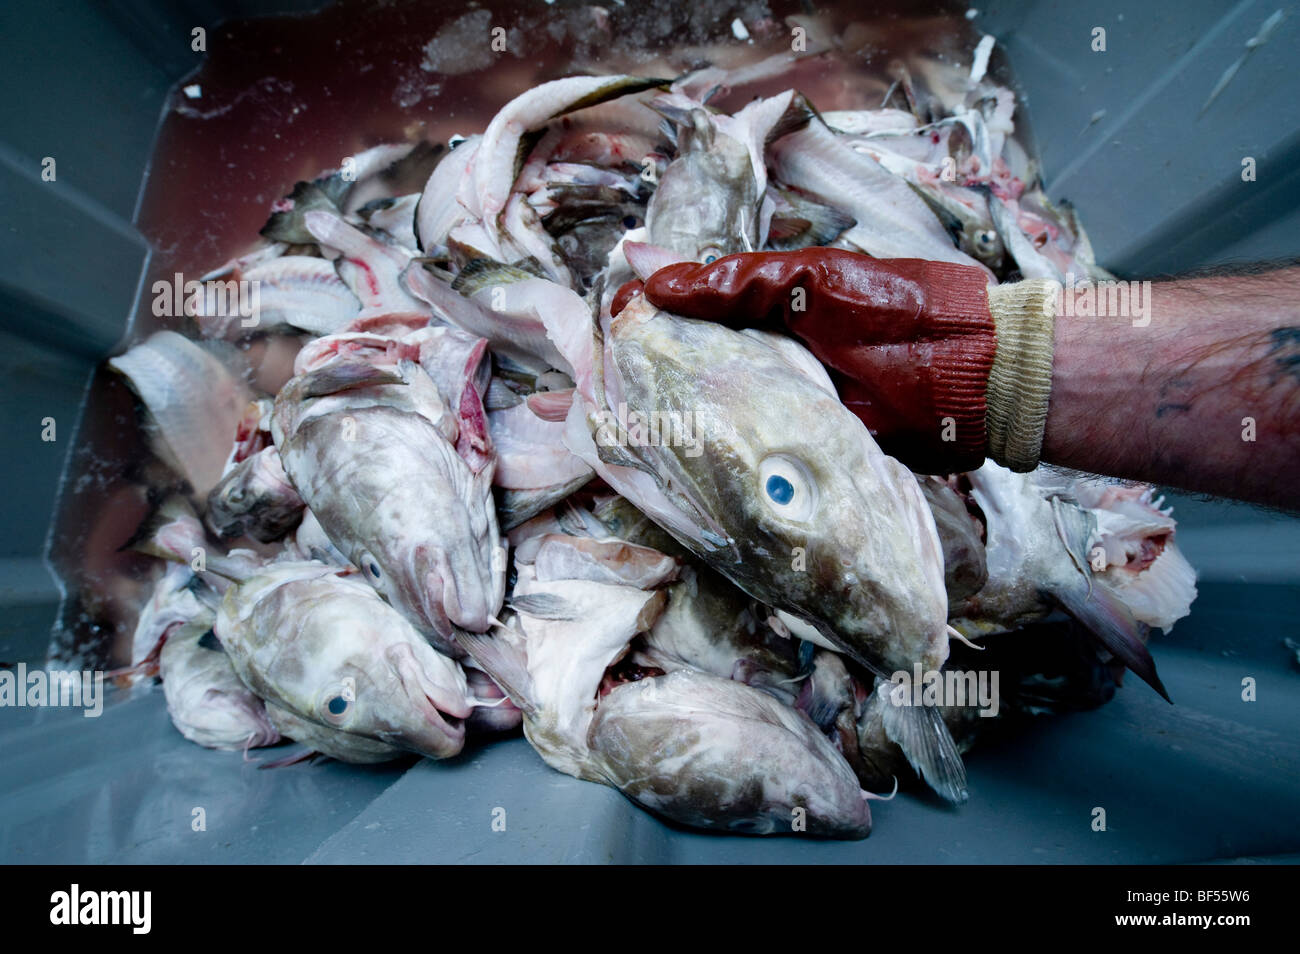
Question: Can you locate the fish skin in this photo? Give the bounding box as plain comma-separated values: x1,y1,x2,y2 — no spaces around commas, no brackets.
470,75,667,222
416,135,480,256
192,255,363,340
540,296,965,801
633,562,804,706
304,211,429,320
954,461,1170,702
458,538,871,837
915,474,989,610
129,563,220,678
589,670,873,839
402,261,573,375
108,331,253,499
205,445,305,542
271,344,504,652
645,106,759,263
600,300,951,679
769,115,991,274
160,620,281,751
217,562,472,763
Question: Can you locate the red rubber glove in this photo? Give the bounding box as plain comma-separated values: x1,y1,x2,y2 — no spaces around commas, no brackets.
634,249,999,473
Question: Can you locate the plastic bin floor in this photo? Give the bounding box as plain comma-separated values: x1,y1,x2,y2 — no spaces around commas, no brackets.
4,586,1298,863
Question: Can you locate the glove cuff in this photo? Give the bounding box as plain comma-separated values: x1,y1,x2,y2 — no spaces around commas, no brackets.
916,261,999,468
985,279,1060,471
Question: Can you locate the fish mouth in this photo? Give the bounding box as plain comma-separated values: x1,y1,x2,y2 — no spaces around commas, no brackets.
388,643,470,758
417,546,493,634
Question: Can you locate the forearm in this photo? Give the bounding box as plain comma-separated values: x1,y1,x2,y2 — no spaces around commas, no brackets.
1041,265,1300,509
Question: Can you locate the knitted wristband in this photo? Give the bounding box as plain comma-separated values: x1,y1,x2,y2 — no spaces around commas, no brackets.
985,278,1061,471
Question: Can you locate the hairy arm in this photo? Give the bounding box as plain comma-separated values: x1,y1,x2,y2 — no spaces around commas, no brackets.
1042,263,1300,509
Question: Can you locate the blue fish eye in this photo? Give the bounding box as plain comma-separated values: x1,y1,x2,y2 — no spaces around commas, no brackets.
327,695,349,716
622,215,639,229
703,254,718,264
766,474,795,505
367,561,381,578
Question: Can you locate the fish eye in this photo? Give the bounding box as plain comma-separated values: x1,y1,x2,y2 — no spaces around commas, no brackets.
758,455,816,522
622,214,641,229
320,679,357,725
700,245,724,264
976,229,998,250
359,551,383,582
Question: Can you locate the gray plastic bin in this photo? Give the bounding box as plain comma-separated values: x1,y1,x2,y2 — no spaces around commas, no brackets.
2,0,1298,863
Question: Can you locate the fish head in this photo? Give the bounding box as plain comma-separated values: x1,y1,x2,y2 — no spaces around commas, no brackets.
223,570,471,759
646,110,758,264
288,402,504,645
205,447,303,542
286,579,471,758
608,304,950,676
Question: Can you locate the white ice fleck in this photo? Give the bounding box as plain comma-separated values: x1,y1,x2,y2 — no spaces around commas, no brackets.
731,18,750,41
183,84,202,99
965,8,979,19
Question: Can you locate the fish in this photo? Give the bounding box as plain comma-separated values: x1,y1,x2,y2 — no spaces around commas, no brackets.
588,670,876,838
488,399,593,527
644,102,761,263
271,332,505,653
261,140,445,244
458,535,874,837
126,562,221,680
191,255,363,340
416,135,481,256
159,620,282,751
767,109,991,273
632,561,805,706
539,294,967,801
952,461,1171,702
108,331,253,498
402,259,573,375
466,75,667,223
1028,473,1197,632
205,446,305,542
217,561,473,763
915,474,989,609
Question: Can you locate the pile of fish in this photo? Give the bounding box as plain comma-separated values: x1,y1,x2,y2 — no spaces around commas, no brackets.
109,42,1197,839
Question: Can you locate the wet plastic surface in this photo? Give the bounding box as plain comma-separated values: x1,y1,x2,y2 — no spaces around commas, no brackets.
2,0,1298,863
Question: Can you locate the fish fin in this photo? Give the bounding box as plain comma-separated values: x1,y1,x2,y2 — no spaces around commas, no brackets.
506,592,576,620
256,747,322,770
297,358,407,398
766,215,813,243
525,388,575,422
450,257,541,296
494,472,593,530
765,92,818,145
624,240,689,280
453,630,538,717
879,693,969,804
260,181,341,244
1054,584,1172,704
485,377,524,411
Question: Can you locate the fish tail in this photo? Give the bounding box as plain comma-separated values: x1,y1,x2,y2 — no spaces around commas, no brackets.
1054,584,1172,704
879,689,969,803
